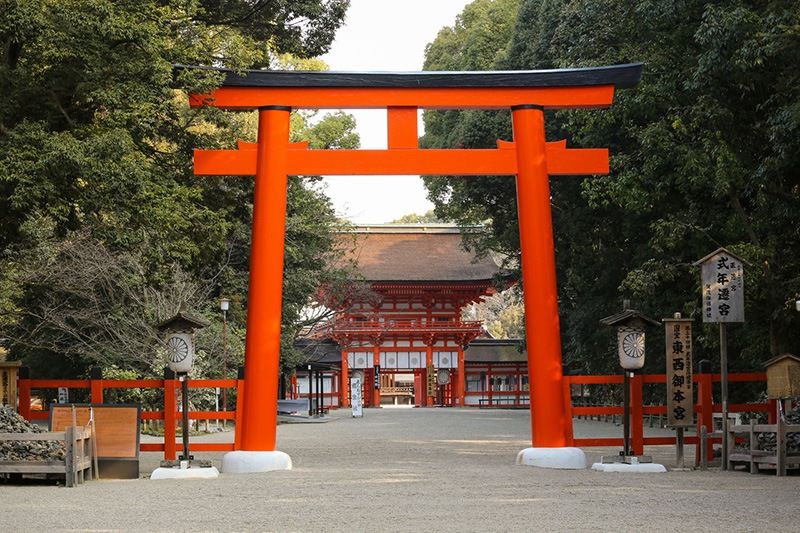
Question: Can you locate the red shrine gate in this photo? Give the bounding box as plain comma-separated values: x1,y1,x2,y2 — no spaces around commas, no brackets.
324,225,503,409
182,63,643,468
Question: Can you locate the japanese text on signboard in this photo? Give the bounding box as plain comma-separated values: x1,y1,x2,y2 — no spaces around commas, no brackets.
426,364,436,397
665,319,693,427
701,252,744,323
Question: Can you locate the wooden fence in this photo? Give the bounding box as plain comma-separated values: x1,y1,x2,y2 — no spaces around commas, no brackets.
18,376,243,461
564,372,773,462
16,371,771,464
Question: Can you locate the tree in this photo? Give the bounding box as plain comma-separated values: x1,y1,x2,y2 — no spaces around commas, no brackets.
422,0,800,373
464,289,525,339
8,222,211,373
421,0,521,262
0,1,355,376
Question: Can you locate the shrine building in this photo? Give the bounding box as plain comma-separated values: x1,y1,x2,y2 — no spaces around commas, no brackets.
295,224,530,409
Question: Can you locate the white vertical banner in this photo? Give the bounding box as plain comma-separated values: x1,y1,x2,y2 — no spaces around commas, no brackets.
350,377,363,418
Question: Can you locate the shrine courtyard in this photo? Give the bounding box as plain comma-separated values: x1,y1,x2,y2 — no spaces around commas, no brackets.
2,408,797,532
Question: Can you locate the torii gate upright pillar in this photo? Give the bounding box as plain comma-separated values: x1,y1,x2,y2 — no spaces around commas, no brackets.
512,105,569,449
222,106,293,473
511,104,586,468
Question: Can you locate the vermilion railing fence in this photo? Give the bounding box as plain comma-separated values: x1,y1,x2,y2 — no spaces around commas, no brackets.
564,372,773,463
17,376,244,461
16,371,771,464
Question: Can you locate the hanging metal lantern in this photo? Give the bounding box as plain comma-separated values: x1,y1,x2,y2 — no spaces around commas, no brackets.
617,325,646,370
166,332,194,373
600,304,658,371
156,312,210,375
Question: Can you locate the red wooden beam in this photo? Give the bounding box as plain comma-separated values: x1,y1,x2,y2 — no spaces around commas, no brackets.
188,85,615,110
193,140,608,177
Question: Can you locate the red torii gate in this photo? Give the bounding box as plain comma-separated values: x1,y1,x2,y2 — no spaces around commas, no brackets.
182,63,642,472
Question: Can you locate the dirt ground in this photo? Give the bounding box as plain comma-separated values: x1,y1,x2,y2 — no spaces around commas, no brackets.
2,407,799,532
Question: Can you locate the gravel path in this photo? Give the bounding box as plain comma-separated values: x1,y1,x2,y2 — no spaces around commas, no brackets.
2,407,798,532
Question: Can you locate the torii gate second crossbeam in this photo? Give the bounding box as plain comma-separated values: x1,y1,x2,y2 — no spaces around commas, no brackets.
180,63,643,473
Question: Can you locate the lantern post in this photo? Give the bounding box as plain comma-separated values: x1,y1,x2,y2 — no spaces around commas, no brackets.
596,303,666,472
220,298,231,429
151,312,219,480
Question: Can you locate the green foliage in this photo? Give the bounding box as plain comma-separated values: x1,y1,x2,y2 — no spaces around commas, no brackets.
423,0,800,373
0,0,353,377
465,289,525,339
388,210,443,224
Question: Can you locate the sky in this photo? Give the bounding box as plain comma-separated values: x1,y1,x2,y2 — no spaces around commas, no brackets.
318,0,471,223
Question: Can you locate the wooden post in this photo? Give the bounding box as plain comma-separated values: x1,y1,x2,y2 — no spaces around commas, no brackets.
90,366,103,404
18,367,31,421
163,374,177,461
700,425,708,470
70,407,80,485
749,419,758,474
512,104,569,448
768,398,777,424
561,375,574,446
719,323,729,470
776,400,786,476
65,425,75,488
307,365,314,416
455,347,465,407
340,351,349,408
90,408,99,480
696,373,714,465
234,367,245,450
179,375,190,460
631,373,644,456
487,365,493,407
623,372,631,455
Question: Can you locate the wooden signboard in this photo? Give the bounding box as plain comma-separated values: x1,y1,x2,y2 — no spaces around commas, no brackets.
697,248,745,323
50,404,140,478
426,364,436,397
350,377,363,418
0,361,21,411
664,319,694,427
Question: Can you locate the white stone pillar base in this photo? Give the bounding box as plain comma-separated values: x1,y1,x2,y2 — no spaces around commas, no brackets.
222,450,292,474
151,466,220,480
591,462,667,473
516,447,587,470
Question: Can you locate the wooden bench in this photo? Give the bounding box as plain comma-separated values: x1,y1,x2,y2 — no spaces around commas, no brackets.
0,426,95,487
